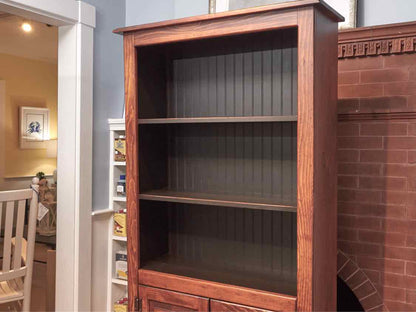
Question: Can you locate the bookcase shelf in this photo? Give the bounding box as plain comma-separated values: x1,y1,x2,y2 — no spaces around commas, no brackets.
139,189,296,212
138,116,297,125
142,254,297,296
113,235,127,242
114,161,126,166
112,278,128,286
113,196,126,202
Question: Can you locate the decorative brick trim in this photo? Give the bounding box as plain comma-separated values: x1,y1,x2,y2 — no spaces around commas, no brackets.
338,37,416,58
338,21,416,58
337,250,388,312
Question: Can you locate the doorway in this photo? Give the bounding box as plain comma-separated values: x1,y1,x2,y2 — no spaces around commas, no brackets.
0,13,58,310
0,1,94,310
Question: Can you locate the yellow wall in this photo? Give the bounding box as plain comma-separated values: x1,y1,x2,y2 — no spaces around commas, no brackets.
0,53,57,177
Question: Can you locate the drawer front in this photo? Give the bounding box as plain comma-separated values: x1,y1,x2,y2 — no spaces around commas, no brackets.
139,285,209,312
34,243,50,263
210,300,278,312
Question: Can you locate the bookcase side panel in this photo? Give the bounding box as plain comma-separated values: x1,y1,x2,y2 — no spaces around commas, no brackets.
124,33,140,311
296,7,315,312
312,8,339,312
297,6,339,311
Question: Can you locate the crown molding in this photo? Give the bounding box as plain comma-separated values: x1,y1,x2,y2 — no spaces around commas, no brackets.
338,21,416,58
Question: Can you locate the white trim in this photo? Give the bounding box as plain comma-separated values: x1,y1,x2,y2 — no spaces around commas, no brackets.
0,1,95,311
91,209,114,216
113,196,127,202
0,81,5,191
0,0,96,27
112,278,128,286
0,0,77,26
216,0,229,13
4,174,53,179
74,21,94,310
325,0,356,29
79,1,96,27
211,0,229,13
113,236,127,242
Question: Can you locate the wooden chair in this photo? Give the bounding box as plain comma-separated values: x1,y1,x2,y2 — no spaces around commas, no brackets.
0,188,38,311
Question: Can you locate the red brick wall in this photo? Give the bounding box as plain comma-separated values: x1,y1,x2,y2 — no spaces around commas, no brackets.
338,53,416,311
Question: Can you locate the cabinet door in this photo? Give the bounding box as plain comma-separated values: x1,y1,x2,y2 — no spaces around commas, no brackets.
139,285,209,312
210,300,278,312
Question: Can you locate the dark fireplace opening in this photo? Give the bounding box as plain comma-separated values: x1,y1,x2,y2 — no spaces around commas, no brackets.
337,277,365,311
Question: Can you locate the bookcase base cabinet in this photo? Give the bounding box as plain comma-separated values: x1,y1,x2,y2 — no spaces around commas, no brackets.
139,286,209,312
139,286,278,312
116,1,342,311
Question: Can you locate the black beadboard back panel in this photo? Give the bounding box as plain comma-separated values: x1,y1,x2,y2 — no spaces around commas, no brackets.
137,27,298,296
137,28,297,119
140,201,297,295
139,122,297,206
167,122,297,204
168,32,297,118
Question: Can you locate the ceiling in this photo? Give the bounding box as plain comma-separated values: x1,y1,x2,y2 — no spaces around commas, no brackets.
0,13,57,63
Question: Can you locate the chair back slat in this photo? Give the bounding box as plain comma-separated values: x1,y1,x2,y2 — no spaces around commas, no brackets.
0,189,34,273
3,201,14,271
0,189,32,202
0,200,2,254
0,188,36,311
13,199,26,269
0,267,27,282
23,189,38,311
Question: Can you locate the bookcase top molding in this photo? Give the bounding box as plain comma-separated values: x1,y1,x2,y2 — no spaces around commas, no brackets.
114,0,343,36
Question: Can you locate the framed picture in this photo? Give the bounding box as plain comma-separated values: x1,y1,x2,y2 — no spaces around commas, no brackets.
20,106,49,149
326,0,357,29
209,0,357,29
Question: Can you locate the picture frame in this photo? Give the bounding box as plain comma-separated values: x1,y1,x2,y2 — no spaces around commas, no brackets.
209,0,357,29
327,0,357,29
20,106,50,149
209,0,229,13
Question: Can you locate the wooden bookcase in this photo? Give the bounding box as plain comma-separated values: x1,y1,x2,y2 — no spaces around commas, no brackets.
115,1,342,311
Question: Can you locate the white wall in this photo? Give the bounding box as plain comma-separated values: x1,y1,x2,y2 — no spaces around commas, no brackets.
357,0,416,27
126,0,174,26
125,0,208,26
125,0,416,28
174,0,208,19
82,1,124,310
82,0,125,212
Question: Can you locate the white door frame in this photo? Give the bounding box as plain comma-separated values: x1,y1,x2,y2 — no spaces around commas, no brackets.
0,1,95,310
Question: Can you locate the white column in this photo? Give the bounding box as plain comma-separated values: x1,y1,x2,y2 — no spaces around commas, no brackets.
56,2,95,311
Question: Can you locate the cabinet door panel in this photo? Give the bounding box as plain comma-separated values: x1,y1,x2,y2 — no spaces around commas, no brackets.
210,300,279,312
139,285,209,312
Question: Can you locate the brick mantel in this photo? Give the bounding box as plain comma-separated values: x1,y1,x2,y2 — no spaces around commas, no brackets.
337,21,416,312
339,21,416,59
338,22,416,122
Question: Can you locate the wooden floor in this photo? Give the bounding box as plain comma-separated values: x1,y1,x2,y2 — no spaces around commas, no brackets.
0,265,45,311
0,243,55,311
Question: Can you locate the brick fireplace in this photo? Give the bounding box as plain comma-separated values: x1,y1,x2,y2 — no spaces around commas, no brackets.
337,22,416,311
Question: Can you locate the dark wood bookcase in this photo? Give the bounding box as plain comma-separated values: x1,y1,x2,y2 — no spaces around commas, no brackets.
115,1,342,311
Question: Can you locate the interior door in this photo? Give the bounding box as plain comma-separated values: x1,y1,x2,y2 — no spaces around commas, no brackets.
139,285,209,312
